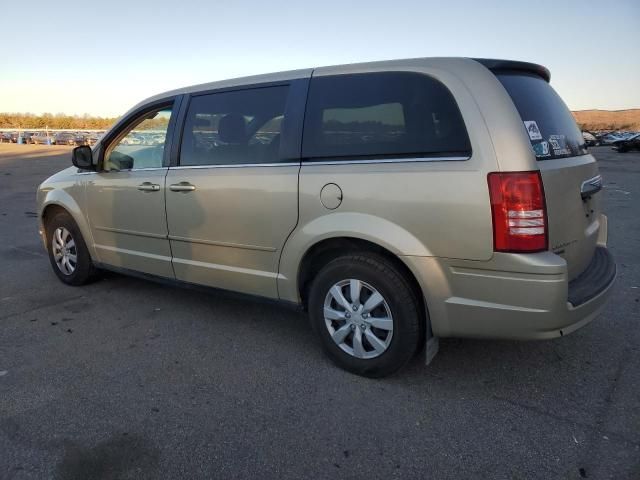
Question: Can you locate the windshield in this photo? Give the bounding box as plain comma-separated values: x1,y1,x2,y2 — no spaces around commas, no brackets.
496,72,587,160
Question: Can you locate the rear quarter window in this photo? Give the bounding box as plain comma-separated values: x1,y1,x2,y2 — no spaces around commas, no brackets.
496,72,587,160
302,72,471,160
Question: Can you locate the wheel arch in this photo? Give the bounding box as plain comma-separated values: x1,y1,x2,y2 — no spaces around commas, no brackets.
295,236,429,350
296,237,424,313
40,195,96,259
278,212,434,303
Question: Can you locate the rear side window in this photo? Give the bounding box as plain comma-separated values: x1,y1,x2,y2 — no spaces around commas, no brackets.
180,86,289,166
496,73,587,160
302,72,471,160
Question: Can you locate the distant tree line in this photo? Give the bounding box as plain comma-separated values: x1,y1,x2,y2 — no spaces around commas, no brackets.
0,112,120,130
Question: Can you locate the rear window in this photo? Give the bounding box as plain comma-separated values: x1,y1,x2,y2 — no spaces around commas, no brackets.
496,72,587,160
302,72,471,161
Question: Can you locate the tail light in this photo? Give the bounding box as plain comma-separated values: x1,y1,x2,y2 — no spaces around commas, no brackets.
487,171,548,253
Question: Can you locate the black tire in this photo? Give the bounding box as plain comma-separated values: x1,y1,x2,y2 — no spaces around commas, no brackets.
45,211,98,286
308,253,422,378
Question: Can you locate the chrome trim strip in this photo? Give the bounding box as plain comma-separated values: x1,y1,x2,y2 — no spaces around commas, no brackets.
302,156,470,166
95,226,167,240
78,157,468,173
168,235,276,252
170,162,300,170
127,167,168,172
76,167,168,175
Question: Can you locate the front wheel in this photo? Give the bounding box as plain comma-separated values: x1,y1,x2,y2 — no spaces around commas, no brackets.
46,211,98,285
308,254,422,377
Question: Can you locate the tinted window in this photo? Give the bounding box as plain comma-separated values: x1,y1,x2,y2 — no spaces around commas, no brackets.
180,86,289,166
302,72,470,160
496,73,587,160
104,107,172,171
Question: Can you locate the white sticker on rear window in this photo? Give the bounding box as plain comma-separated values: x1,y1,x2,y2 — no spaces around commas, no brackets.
524,121,543,140
548,135,571,156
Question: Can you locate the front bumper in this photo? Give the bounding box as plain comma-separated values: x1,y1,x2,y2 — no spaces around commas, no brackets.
402,215,615,340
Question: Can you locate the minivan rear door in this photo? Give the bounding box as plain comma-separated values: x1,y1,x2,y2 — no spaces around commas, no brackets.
164,78,309,298
496,72,601,280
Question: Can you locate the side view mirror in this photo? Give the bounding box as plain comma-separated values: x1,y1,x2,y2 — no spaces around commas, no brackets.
72,145,95,170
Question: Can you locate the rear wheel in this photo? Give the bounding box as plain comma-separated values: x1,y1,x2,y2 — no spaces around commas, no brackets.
46,211,97,285
308,253,422,377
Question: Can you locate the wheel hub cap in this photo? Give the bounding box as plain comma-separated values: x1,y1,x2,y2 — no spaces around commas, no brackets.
323,279,394,359
52,227,77,275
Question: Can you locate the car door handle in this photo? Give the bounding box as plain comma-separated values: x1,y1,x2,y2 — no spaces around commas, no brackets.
138,182,160,192
169,182,196,192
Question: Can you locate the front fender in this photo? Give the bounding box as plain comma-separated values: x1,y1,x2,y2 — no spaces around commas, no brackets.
38,185,96,259
277,212,433,302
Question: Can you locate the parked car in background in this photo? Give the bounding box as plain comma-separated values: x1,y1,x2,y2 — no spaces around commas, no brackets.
76,132,91,145
84,132,100,146
599,133,622,144
87,132,106,146
31,132,53,144
53,132,77,146
1,131,34,143
74,132,89,146
86,132,100,146
582,131,599,146
599,132,637,145
612,133,640,152
22,131,36,144
120,132,143,145
37,57,615,377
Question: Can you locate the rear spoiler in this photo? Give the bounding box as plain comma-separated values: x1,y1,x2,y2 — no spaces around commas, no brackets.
472,58,551,83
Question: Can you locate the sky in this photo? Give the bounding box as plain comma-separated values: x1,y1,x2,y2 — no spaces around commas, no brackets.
1,0,638,117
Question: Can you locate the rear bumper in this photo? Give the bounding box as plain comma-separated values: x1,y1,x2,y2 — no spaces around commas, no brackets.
402,215,615,340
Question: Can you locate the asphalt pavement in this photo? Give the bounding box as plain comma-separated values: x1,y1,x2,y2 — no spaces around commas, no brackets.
1,144,638,479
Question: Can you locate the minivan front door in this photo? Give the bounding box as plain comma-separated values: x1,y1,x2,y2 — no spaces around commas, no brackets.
87,105,176,278
165,82,307,298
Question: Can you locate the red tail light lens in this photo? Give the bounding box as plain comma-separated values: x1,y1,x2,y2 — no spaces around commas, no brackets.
487,171,548,253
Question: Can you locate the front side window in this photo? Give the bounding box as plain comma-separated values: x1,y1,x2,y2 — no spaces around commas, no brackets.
179,86,289,166
104,107,172,171
302,72,471,160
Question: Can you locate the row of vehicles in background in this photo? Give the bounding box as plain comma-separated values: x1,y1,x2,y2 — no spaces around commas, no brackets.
0,130,167,148
582,130,640,152
0,130,106,146
3,127,637,153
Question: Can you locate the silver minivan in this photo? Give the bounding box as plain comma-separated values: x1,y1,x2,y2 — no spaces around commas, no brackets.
37,58,616,377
